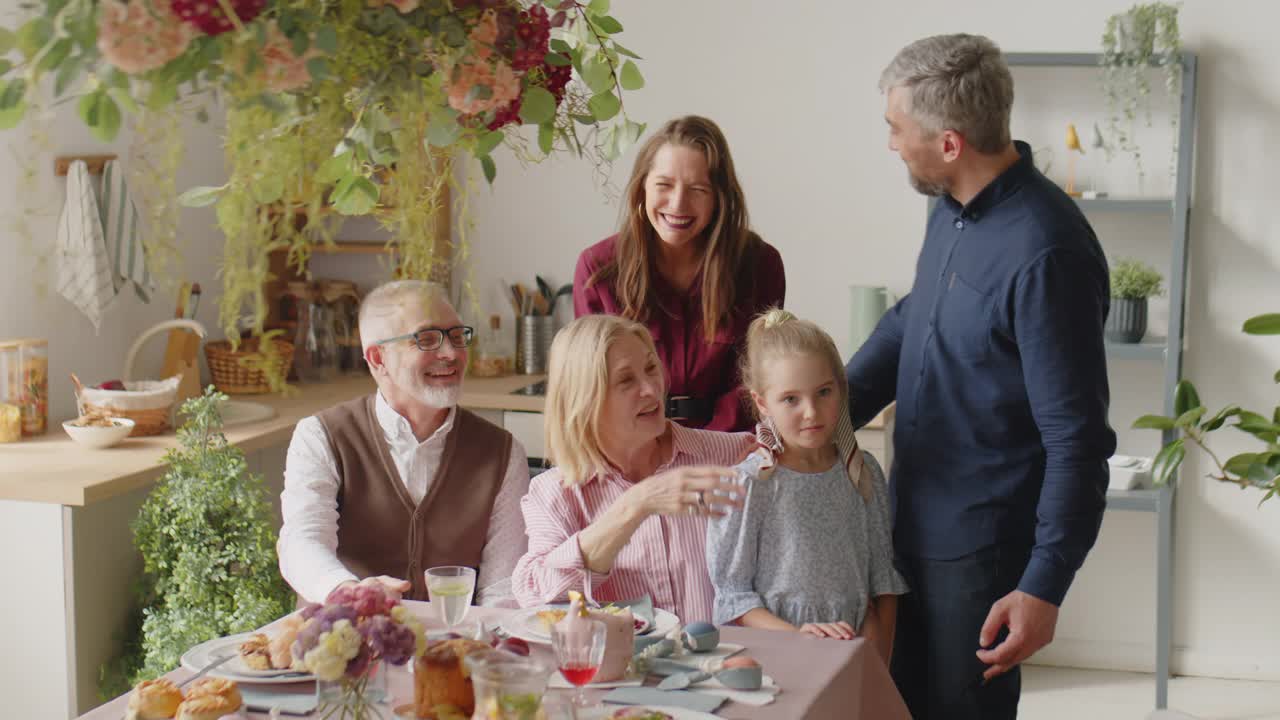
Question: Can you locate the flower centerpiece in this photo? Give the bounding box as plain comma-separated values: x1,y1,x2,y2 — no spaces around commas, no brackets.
0,0,644,387
293,580,428,720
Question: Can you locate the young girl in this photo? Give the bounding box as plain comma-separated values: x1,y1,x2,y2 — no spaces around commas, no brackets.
706,308,907,662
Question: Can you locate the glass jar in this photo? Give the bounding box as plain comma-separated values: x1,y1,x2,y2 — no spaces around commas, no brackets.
471,315,513,378
463,649,548,720
293,293,339,383
0,341,22,443
320,280,362,374
0,339,48,437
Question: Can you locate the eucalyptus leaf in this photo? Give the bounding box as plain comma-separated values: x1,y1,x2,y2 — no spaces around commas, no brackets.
587,90,620,121
36,37,71,73
580,53,613,94
332,175,380,215
0,28,15,56
480,154,496,184
16,17,51,62
545,51,571,66
53,55,81,97
0,101,25,130
315,25,338,54
519,86,556,125
290,31,310,57
316,152,352,184
594,15,623,34
476,129,504,157
612,41,642,59
306,57,327,83
177,185,227,208
251,174,285,205
587,0,609,13
619,59,643,90
426,108,461,147
538,122,554,155
148,81,178,111
0,77,26,110
550,38,572,53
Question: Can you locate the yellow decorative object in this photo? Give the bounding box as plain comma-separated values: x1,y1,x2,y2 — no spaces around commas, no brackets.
1064,123,1086,197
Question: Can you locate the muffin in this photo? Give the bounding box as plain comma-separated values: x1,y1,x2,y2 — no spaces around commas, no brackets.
126,677,183,720
413,638,490,719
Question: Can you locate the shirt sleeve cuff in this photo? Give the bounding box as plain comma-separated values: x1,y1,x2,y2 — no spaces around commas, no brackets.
1017,555,1074,607
713,593,765,626
543,532,613,586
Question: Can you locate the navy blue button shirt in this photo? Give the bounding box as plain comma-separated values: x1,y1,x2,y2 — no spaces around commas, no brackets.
847,141,1117,606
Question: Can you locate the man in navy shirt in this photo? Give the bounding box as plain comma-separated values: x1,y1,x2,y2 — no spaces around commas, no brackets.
848,34,1117,719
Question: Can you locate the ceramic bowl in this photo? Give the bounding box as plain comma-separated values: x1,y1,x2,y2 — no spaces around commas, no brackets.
682,621,720,653
62,418,135,449
716,665,764,690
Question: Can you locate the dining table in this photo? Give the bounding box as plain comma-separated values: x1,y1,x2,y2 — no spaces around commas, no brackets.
78,600,909,720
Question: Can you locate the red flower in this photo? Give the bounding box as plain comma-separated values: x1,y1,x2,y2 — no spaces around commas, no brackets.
170,0,266,35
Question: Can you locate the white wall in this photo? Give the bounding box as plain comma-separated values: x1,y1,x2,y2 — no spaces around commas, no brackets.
2,0,1277,687
455,0,1280,681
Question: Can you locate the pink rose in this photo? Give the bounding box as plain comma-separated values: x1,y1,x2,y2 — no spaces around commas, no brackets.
97,0,195,74
446,58,520,115
260,21,319,93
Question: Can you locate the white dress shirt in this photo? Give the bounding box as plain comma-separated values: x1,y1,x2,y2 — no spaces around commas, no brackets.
278,392,530,605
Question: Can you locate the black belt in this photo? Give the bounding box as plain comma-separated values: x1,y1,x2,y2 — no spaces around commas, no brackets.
666,395,713,424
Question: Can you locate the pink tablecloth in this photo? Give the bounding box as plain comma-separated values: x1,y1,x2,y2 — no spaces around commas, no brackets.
80,601,907,720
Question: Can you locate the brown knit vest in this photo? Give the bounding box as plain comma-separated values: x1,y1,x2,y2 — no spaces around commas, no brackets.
316,395,512,601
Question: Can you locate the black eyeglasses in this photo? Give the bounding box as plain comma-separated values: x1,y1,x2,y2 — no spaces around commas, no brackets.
374,326,475,352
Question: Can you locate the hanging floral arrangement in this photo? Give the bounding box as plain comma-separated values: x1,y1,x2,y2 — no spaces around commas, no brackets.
0,0,643,382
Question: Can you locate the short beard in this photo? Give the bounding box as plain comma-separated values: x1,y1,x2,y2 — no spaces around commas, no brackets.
417,384,461,409
909,171,948,197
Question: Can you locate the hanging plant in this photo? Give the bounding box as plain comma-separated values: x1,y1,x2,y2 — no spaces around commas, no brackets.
0,0,644,384
1099,1,1181,189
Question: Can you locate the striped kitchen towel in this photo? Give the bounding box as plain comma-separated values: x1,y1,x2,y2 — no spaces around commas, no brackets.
55,160,115,331
99,159,154,302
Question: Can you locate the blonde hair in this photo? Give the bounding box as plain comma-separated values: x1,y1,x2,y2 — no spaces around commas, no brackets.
585,115,763,342
740,308,848,411
545,315,662,487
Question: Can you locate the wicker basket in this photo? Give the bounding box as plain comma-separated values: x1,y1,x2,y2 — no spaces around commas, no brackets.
72,375,181,437
204,337,295,395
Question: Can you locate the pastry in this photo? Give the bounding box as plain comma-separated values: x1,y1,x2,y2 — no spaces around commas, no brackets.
238,632,272,670
174,694,239,720
535,608,566,630
184,677,242,711
557,591,634,682
269,614,304,670
126,677,183,720
413,637,490,719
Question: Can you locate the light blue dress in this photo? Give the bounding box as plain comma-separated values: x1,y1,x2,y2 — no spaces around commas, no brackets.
706,451,908,629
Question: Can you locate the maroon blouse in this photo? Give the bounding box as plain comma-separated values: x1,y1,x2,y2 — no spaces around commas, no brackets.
573,234,786,432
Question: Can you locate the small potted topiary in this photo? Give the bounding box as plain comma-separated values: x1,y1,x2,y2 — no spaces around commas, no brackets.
1107,257,1165,343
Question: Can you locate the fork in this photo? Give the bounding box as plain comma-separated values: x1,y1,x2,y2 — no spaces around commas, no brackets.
179,652,235,689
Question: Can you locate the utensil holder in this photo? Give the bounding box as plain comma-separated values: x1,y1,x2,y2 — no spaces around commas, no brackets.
516,315,555,375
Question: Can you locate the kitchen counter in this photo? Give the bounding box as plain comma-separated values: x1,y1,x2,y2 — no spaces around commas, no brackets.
0,373,548,506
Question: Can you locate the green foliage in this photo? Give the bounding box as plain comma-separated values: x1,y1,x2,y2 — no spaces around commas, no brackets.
1100,2,1182,184
1133,312,1280,505
1110,257,1164,299
101,388,294,697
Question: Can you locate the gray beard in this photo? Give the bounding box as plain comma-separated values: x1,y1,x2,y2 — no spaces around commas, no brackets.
416,384,460,409
909,171,948,197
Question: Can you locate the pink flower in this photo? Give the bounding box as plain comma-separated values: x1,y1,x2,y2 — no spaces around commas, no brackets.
97,0,195,74
260,21,318,93
446,58,520,115
469,9,498,59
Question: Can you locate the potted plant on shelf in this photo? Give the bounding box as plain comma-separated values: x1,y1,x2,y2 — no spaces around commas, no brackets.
1134,313,1280,504
101,387,294,695
1099,2,1183,187
1107,257,1164,343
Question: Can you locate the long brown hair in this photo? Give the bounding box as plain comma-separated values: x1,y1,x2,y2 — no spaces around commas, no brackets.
588,115,757,342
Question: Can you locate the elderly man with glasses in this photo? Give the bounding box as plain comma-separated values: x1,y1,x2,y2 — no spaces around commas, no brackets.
278,280,530,605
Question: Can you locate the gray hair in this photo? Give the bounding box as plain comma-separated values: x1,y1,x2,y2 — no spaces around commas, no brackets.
358,279,451,349
879,34,1014,154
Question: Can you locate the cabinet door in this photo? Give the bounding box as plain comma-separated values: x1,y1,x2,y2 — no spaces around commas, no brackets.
503,410,546,462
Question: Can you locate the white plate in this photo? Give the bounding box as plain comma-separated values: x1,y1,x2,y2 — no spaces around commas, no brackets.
180,632,314,684
500,606,678,645
597,707,722,720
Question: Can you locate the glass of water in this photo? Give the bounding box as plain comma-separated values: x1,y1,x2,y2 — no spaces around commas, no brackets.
425,566,476,630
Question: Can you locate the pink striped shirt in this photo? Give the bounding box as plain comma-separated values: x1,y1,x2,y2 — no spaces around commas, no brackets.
513,423,756,623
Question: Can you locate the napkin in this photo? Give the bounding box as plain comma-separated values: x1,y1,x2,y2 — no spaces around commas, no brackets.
689,674,779,707
55,160,114,330
602,687,726,714
99,159,154,302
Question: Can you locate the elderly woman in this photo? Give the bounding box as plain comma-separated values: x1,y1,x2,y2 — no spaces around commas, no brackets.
512,315,755,622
